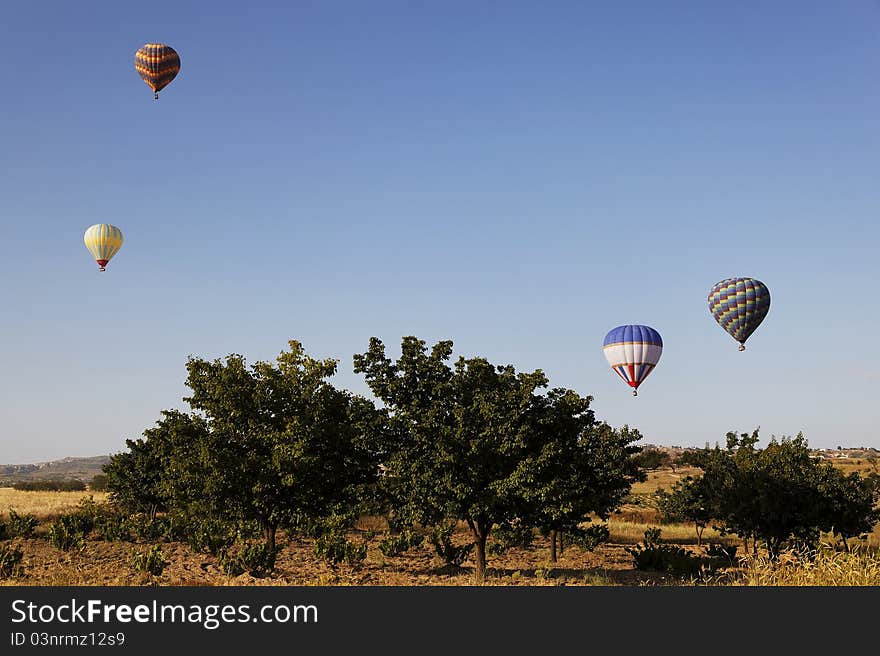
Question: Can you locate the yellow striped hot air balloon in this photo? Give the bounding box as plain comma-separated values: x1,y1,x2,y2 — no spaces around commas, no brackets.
84,224,124,272
134,43,180,100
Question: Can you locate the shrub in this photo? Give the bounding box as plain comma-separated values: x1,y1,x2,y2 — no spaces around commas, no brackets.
185,518,237,556
161,512,191,542
126,513,171,542
131,545,166,576
94,511,131,542
489,522,534,556
0,543,24,578
626,528,737,577
314,530,368,568
633,448,671,471
0,519,6,540
47,516,87,551
7,509,38,538
89,474,110,491
220,541,277,578
566,524,610,552
705,543,739,567
68,497,100,532
378,530,424,557
428,522,473,567
626,527,704,577
12,479,87,492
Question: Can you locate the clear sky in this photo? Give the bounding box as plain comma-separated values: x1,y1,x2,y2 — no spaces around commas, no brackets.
1,1,878,462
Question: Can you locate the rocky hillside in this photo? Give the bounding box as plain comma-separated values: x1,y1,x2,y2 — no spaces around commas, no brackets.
0,455,110,485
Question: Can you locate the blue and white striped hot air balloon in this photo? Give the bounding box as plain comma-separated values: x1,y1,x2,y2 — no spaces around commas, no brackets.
602,325,663,396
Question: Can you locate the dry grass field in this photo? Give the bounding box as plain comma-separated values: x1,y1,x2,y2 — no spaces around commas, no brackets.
0,488,108,519
1,461,877,586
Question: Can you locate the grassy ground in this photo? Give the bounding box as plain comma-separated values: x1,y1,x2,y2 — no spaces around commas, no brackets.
0,488,108,519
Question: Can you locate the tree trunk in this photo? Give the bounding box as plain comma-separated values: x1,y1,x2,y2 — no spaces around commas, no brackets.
263,522,277,552
558,532,564,555
695,524,704,547
549,530,558,563
474,531,488,581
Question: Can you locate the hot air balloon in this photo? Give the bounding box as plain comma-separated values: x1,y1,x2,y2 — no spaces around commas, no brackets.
84,224,124,272
134,43,180,99
708,277,770,351
602,325,663,396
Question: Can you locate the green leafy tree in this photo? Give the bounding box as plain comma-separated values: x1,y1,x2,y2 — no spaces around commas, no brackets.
521,405,645,562
354,336,556,580
677,449,708,469
178,340,380,550
655,476,712,545
697,430,879,559
816,467,880,550
633,448,671,471
88,474,110,492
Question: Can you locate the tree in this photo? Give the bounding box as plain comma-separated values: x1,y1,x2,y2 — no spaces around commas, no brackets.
355,336,556,580
655,476,712,545
104,410,205,518
179,340,380,551
816,467,880,550
108,341,381,553
633,448,671,471
677,449,708,469
696,430,880,559
522,410,644,562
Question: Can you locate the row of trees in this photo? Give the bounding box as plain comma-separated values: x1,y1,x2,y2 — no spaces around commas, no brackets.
105,338,645,579
657,430,880,557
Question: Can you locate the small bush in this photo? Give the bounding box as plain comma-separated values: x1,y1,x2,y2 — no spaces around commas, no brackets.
566,524,611,552
94,511,131,542
705,543,739,567
185,518,237,556
378,530,424,557
220,541,277,578
428,522,473,567
126,514,171,542
161,513,191,542
314,530,368,568
0,543,25,578
489,522,534,556
12,479,87,492
131,545,166,576
7,509,38,538
626,527,704,576
88,474,110,491
47,517,87,552
0,519,6,540
67,497,99,533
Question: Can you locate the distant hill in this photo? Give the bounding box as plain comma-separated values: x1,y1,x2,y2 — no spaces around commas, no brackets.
0,455,110,485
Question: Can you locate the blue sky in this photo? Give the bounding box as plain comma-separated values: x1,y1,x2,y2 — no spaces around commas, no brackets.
1,1,878,462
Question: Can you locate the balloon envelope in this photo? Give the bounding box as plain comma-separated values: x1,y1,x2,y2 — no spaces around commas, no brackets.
707,277,770,348
84,224,123,271
134,43,180,98
603,325,663,394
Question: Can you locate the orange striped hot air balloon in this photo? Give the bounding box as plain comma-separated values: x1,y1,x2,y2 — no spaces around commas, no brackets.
134,43,180,99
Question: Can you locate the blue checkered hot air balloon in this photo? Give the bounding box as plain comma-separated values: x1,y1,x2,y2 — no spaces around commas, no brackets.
707,278,771,350
602,325,663,396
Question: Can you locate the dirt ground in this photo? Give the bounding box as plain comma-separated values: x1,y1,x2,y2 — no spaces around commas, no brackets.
2,531,688,587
